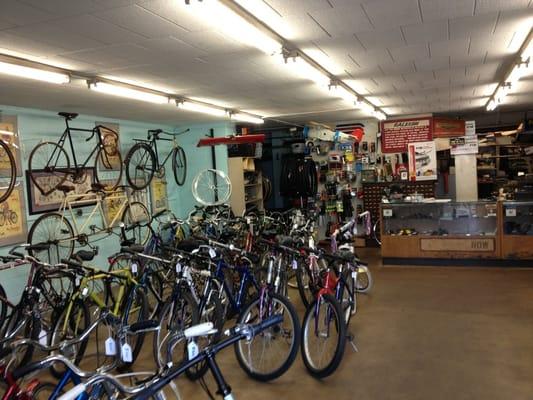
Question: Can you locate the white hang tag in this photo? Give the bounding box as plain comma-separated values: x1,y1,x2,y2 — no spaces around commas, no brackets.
131,263,138,274
187,340,199,360
175,262,182,273
308,236,315,249
208,248,216,259
291,259,298,270
39,329,48,346
75,276,81,286
82,287,89,297
351,271,358,279
105,337,116,356
121,343,133,362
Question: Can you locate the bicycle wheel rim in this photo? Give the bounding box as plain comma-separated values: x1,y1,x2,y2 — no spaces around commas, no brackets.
28,142,70,196
126,144,154,190
172,146,187,186
192,169,232,206
28,213,75,264
0,140,16,203
95,147,123,190
122,202,150,245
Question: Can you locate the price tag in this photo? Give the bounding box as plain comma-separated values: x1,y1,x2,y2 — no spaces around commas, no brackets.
351,271,358,280
292,260,298,270
82,287,89,297
75,276,81,287
383,209,393,217
121,343,133,362
208,248,216,259
187,340,199,360
131,263,138,274
175,262,182,273
506,208,517,217
105,337,116,356
39,329,48,346
308,236,315,249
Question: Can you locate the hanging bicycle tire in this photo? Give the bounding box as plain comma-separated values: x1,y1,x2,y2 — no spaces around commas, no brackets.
27,212,75,264
28,141,70,196
125,142,156,191
192,169,232,206
94,147,123,191
0,140,16,203
121,202,151,245
172,145,187,186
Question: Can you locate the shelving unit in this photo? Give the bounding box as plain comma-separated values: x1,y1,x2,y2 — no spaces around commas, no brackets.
228,157,264,216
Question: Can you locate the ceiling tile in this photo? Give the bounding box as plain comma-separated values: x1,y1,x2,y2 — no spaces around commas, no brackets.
402,20,448,45
389,43,429,63
474,0,531,15
18,0,100,17
0,31,69,56
0,0,55,25
61,44,152,68
0,19,16,30
430,38,470,58
449,13,499,40
415,55,450,71
308,5,373,37
355,28,405,50
263,0,333,16
420,0,474,22
362,0,421,28
179,30,246,54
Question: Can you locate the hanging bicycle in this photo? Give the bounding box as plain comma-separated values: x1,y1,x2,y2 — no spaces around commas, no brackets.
0,130,17,204
28,112,122,196
125,128,188,190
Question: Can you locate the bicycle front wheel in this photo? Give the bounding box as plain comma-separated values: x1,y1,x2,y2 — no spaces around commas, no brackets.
301,294,346,379
121,202,150,245
0,140,16,203
27,212,75,264
235,292,300,382
172,146,187,186
2,306,41,369
0,284,7,331
28,141,70,196
94,147,123,191
125,142,155,190
192,169,232,206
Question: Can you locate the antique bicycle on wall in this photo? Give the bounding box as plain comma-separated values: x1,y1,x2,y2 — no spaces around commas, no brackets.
124,128,188,190
0,129,18,204
28,112,122,196
27,185,150,264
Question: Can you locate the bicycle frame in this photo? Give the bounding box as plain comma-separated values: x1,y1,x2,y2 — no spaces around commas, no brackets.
0,365,41,400
134,134,178,173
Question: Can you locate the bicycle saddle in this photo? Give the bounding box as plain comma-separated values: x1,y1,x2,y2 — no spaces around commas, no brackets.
58,112,78,120
71,250,96,262
57,184,75,193
91,183,106,192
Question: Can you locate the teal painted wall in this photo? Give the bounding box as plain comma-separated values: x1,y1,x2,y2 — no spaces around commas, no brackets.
0,104,233,301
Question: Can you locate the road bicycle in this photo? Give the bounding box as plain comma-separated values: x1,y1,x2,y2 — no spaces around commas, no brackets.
0,130,17,204
27,186,150,264
125,128,188,190
28,112,122,196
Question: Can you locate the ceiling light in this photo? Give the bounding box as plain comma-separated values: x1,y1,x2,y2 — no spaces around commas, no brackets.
282,55,331,88
486,100,497,111
177,100,227,117
329,84,358,104
233,0,293,39
0,60,69,84
373,110,387,120
230,112,264,124
506,61,531,84
359,102,375,114
88,81,169,104
185,0,281,55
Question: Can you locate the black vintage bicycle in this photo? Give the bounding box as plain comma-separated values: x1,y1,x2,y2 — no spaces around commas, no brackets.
28,112,122,196
0,133,17,203
125,128,188,190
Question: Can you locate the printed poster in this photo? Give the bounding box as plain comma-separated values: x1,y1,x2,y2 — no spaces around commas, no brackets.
408,141,437,181
150,177,168,214
381,118,433,153
0,185,28,246
0,119,22,177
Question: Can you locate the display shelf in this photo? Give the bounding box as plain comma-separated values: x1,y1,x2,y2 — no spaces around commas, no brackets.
501,201,533,259
228,157,264,215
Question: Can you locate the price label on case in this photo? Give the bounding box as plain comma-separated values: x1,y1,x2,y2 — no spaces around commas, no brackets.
292,259,298,270
506,208,517,217
383,209,393,217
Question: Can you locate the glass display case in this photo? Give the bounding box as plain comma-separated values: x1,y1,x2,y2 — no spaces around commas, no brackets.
501,201,533,259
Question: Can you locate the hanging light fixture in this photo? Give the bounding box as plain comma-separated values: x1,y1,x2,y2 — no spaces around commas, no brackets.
230,112,264,124
88,81,170,104
176,99,228,117
0,60,69,84
281,53,331,88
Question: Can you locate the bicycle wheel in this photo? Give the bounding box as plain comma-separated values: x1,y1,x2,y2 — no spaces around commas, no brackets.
49,299,90,378
372,219,381,246
94,147,123,191
28,212,75,264
125,142,155,190
301,294,346,379
28,141,70,196
296,262,315,309
0,140,16,203
2,306,41,369
192,169,232,206
356,266,373,293
153,291,199,368
122,286,149,365
0,284,7,331
185,289,223,380
172,146,187,186
339,270,356,323
121,201,150,245
235,292,300,382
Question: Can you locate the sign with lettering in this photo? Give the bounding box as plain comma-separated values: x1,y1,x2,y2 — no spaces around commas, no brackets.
433,118,465,138
420,238,495,252
381,118,433,153
450,136,478,156
150,177,168,214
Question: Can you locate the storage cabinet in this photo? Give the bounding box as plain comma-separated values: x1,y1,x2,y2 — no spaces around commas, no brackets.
228,157,264,216
501,201,533,259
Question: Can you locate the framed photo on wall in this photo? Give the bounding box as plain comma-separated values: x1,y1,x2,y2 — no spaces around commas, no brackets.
0,115,22,177
25,168,96,214
150,177,168,214
96,121,121,171
0,184,28,246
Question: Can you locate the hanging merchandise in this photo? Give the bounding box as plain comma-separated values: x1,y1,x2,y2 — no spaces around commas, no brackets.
280,157,318,198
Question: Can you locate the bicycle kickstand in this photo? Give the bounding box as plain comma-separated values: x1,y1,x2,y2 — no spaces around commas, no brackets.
346,332,359,353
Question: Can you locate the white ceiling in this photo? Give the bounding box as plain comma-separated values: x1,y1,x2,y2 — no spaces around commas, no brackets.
0,0,531,126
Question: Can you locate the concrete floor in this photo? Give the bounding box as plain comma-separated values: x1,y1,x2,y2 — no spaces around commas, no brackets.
31,249,533,399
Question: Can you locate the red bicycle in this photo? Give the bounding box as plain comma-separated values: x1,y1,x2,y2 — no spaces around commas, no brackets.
0,358,56,400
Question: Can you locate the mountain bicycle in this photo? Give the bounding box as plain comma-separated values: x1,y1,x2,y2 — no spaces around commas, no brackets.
27,186,150,264
0,130,17,204
28,112,122,196
125,128,188,190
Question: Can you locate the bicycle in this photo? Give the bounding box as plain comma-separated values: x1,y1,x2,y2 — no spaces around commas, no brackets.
27,186,150,264
0,130,17,204
28,112,122,196
125,128,188,190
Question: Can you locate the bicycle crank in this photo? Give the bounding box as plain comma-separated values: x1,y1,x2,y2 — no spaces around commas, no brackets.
346,332,359,353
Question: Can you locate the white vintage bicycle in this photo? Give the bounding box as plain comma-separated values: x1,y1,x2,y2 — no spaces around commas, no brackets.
27,184,150,264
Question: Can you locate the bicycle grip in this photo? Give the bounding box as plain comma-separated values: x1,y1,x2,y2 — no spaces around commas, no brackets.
249,315,283,338
58,383,86,400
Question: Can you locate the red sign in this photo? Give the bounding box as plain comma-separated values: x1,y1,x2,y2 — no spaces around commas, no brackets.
197,134,265,147
381,118,433,153
433,118,465,138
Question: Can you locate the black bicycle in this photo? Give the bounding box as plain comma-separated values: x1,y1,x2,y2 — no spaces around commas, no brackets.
28,112,122,196
125,128,188,190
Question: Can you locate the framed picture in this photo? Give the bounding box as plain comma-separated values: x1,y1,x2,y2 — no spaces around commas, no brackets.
150,177,168,214
0,115,22,177
26,168,96,214
0,184,28,246
96,121,121,171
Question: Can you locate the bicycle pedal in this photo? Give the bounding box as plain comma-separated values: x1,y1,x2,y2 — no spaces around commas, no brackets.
346,333,359,352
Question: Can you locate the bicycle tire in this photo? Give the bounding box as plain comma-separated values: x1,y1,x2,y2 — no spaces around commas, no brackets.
153,290,199,368
0,284,7,332
356,266,373,294
49,299,90,378
235,292,301,382
172,146,187,186
94,147,123,191
301,293,346,379
125,142,156,190
121,202,150,245
0,140,16,203
339,269,356,324
27,212,75,264
28,141,70,196
32,382,64,400
2,306,41,369
372,219,381,246
296,261,315,309
192,169,232,206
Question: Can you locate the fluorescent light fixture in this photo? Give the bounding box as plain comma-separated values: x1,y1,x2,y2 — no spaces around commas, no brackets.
88,81,169,104
282,55,330,88
373,110,387,121
0,60,69,84
359,102,375,114
185,0,281,55
230,112,264,124
329,84,358,104
177,100,227,117
233,0,293,39
486,100,497,111
506,61,531,84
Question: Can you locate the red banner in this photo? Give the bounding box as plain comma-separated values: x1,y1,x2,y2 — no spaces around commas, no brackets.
381,118,433,153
